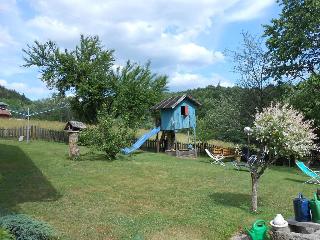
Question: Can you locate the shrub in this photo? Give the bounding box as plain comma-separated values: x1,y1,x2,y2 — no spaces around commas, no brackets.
80,114,134,160
0,227,15,240
0,214,58,240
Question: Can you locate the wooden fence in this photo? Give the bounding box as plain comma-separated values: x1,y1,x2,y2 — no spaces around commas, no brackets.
0,126,68,143
140,139,235,156
0,126,235,155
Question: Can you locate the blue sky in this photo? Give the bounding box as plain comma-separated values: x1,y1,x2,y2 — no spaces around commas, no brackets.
0,0,280,100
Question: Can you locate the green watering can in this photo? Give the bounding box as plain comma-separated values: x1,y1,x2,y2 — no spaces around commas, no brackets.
310,192,320,223
246,220,268,240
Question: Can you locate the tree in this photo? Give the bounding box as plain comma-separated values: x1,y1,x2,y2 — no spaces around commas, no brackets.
227,32,273,119
250,103,317,212
23,35,167,124
80,114,134,160
197,95,243,143
264,0,320,80
288,75,320,126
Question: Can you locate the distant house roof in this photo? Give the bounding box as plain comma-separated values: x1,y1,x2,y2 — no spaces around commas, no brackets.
0,109,11,118
64,121,87,131
151,94,201,110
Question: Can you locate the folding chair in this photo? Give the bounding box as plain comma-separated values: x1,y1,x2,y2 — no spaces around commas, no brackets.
295,161,320,184
205,149,225,166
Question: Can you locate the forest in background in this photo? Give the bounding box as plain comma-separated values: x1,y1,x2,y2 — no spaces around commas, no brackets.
0,80,315,145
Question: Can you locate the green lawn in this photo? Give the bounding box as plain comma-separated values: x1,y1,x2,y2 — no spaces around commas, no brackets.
0,140,316,240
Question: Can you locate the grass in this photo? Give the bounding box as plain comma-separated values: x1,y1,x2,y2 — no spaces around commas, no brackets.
0,139,317,239
0,118,65,130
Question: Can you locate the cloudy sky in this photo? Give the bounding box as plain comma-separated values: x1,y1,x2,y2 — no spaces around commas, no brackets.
0,0,279,100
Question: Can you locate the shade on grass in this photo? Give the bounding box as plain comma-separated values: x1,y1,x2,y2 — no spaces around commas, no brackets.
0,139,316,239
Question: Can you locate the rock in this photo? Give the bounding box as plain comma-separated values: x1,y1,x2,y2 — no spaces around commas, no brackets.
230,233,250,240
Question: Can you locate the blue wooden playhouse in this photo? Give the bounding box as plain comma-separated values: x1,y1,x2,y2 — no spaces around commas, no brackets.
151,94,201,158
122,94,201,157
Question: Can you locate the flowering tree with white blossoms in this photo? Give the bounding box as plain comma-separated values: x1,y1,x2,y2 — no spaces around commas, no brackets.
250,103,318,212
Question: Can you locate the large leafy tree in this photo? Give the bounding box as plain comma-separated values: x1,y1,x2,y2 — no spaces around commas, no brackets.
264,0,320,80
23,35,167,124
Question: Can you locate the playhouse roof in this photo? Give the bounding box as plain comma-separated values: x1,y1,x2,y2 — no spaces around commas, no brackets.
151,94,201,110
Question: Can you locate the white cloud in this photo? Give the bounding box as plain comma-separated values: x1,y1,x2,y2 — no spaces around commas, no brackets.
0,26,16,47
0,0,275,98
169,72,234,91
27,16,80,41
225,0,275,22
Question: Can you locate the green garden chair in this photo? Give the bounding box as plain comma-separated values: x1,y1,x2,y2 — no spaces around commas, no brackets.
295,161,320,184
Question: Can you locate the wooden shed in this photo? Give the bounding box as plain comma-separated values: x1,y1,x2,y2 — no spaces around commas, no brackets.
151,94,201,158
0,102,11,118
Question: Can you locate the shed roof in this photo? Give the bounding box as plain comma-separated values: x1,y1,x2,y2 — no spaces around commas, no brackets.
64,121,87,130
151,94,201,110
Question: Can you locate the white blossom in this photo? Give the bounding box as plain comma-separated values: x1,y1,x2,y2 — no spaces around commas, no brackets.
253,103,318,158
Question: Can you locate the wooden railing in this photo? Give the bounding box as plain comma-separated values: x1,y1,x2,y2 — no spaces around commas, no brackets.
140,139,235,156
0,126,68,143
0,126,235,156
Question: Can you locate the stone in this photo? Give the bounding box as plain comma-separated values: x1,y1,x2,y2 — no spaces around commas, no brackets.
270,218,320,240
68,131,80,158
230,233,250,240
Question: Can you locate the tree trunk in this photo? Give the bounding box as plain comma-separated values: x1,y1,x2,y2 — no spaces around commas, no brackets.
251,173,259,212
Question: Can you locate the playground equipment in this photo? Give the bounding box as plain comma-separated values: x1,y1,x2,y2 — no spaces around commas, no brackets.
122,94,201,157
122,127,160,155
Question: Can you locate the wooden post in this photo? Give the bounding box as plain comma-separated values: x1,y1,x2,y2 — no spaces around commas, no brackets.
194,127,197,158
68,130,80,159
156,132,160,153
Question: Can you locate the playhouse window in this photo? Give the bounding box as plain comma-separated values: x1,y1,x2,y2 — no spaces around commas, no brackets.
181,105,189,116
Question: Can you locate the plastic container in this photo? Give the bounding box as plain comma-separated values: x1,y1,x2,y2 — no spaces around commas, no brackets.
310,192,320,223
293,193,311,222
246,220,268,240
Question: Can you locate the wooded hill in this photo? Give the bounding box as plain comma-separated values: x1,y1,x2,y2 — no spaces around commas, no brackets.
0,85,31,107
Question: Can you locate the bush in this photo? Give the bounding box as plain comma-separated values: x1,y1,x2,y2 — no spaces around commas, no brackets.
0,214,58,240
80,114,134,160
0,227,15,240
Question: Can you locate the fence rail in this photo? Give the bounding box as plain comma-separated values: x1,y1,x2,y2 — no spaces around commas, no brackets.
140,139,235,156
0,126,68,143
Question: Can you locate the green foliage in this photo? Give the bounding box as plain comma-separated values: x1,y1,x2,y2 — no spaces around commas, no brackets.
264,0,320,79
0,214,57,240
23,35,167,124
288,74,320,126
80,114,134,160
0,227,15,240
197,96,243,143
109,61,167,128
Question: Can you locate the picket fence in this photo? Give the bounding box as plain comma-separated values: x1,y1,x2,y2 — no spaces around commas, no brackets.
0,126,235,156
0,126,68,143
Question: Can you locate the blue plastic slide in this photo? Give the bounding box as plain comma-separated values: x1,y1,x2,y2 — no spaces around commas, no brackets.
121,126,161,155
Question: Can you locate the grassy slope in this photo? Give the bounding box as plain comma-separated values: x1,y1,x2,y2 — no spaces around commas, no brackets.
0,119,65,130
0,140,316,240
